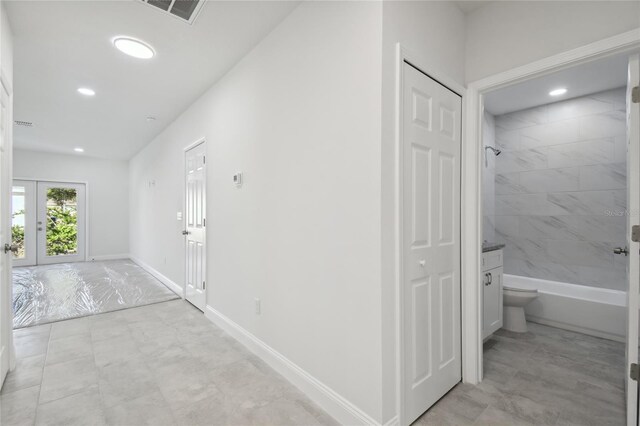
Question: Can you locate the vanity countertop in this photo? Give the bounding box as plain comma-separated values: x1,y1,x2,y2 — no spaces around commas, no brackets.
482,242,505,253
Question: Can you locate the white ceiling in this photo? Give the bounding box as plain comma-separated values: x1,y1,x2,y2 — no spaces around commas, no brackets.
484,53,630,115
8,0,299,160
455,1,492,14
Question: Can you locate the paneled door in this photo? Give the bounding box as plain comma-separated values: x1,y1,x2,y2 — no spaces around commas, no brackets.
184,141,206,311
0,78,12,388
36,182,86,265
402,61,462,424
624,54,640,426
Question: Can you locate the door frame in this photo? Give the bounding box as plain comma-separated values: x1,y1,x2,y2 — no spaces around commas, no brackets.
394,43,466,426
183,137,207,304
13,178,89,265
463,25,640,404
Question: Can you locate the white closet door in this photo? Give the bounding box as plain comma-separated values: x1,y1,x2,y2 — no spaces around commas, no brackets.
402,61,462,424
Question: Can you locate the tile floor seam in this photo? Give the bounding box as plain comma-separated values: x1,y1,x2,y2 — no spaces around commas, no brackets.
32,328,52,425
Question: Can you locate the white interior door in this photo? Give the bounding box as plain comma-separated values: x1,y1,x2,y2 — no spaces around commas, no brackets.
402,61,462,424
0,79,12,388
12,180,36,267
36,181,86,265
184,141,206,311
626,53,640,426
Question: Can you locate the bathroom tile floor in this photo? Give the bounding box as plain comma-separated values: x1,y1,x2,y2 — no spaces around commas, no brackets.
414,322,625,425
0,299,338,426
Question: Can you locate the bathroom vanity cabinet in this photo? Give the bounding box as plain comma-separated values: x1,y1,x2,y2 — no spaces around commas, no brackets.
482,248,503,339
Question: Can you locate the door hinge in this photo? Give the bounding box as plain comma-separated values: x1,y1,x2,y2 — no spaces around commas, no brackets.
203,155,206,164
203,218,206,227
631,363,639,381
202,281,206,290
633,86,640,104
633,225,640,243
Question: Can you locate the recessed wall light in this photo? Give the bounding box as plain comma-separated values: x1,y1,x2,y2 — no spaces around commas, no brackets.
77,87,95,96
74,147,84,153
549,88,567,97
113,37,155,59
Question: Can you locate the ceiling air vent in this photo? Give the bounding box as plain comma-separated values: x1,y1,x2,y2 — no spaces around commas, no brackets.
139,0,205,25
15,120,33,127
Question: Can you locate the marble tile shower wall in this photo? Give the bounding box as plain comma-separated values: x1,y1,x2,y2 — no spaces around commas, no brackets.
494,88,627,290
483,111,496,243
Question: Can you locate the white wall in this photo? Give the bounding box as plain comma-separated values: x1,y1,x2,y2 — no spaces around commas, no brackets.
14,149,129,258
465,1,640,82
130,2,384,422
380,2,466,422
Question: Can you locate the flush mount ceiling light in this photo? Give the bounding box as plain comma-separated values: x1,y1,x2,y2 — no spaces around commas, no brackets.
77,87,95,96
549,88,567,97
146,116,156,122
74,147,84,153
113,37,155,59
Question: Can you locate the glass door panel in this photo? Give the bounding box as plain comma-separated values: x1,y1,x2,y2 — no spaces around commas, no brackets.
36,182,86,265
12,180,36,267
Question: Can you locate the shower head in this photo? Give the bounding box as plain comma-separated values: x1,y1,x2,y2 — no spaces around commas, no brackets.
485,146,502,156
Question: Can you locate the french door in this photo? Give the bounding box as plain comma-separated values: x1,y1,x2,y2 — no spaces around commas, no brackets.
11,180,86,266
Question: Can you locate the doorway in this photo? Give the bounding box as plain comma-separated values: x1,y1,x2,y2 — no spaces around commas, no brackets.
184,139,206,311
466,42,640,424
399,58,463,424
11,180,86,266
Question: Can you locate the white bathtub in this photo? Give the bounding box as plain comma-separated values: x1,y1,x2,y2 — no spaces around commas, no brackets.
504,274,627,342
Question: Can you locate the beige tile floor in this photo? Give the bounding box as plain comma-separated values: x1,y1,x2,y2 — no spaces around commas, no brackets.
1,300,338,426
414,323,626,425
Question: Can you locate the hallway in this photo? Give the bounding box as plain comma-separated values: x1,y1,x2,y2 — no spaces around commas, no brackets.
1,300,335,426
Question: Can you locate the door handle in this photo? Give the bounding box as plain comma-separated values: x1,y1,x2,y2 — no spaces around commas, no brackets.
484,273,490,286
4,243,17,254
614,247,629,256
182,230,190,236
488,272,492,285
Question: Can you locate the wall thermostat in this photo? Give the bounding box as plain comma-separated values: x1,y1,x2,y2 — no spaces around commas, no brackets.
233,172,243,187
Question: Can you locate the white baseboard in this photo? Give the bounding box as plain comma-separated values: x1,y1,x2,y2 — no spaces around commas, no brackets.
204,305,381,426
89,253,130,261
129,256,183,297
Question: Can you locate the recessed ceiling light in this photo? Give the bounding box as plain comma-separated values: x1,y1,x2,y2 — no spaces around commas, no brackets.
549,88,567,97
113,37,155,59
146,116,156,122
77,87,95,96
74,147,84,153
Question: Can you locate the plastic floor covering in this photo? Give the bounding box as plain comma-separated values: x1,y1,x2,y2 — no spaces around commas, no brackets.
12,259,179,329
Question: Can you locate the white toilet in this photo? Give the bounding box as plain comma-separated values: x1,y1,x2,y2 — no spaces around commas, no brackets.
503,285,538,332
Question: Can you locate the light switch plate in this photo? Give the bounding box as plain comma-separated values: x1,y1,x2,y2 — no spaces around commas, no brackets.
233,172,243,187
177,211,183,220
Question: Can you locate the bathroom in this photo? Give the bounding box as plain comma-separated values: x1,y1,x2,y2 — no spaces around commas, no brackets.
479,52,632,423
